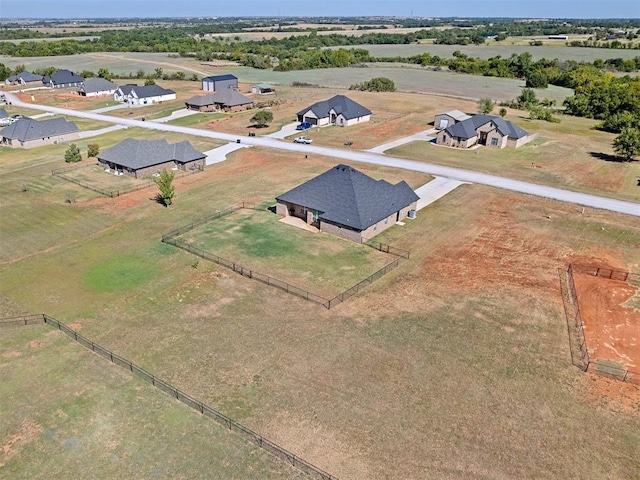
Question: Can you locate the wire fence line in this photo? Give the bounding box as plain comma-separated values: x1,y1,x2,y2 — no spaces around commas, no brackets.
162,202,410,309
0,313,338,480
52,162,204,198
563,264,639,387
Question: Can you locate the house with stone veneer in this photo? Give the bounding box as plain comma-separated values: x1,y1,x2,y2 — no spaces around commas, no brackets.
276,164,418,243
184,90,253,112
296,95,371,127
97,138,206,178
435,114,535,149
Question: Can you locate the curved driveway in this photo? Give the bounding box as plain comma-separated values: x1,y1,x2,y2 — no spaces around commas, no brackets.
6,92,639,217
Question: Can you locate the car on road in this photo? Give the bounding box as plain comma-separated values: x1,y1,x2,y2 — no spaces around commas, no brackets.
293,136,313,144
296,122,313,130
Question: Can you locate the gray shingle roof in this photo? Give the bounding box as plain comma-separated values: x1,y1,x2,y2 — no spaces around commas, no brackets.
80,78,117,93
117,84,138,96
0,117,78,142
97,138,205,170
203,74,237,82
444,114,528,140
185,90,252,107
130,84,175,98
0,109,7,119
44,69,84,85
6,71,43,83
297,95,371,121
276,164,419,231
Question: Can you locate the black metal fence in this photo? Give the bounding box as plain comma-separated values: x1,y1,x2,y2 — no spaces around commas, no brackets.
563,264,640,386
0,314,338,480
52,163,203,198
162,203,410,309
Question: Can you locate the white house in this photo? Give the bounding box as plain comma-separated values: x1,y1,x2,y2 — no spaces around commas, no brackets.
114,84,176,106
78,78,118,97
296,95,371,127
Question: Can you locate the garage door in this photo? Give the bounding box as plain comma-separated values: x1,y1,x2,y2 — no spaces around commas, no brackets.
304,117,318,125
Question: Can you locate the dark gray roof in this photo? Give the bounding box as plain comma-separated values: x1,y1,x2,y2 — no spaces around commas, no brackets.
0,109,7,119
7,71,43,83
117,84,138,95
0,117,78,142
80,77,117,93
97,138,205,170
297,95,371,121
203,74,237,82
185,90,252,107
44,69,84,85
276,164,419,231
130,84,175,98
445,114,529,140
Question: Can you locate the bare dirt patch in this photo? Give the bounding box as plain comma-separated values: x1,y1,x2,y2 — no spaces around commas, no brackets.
572,273,640,370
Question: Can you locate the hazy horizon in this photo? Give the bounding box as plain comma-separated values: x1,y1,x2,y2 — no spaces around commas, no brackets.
1,0,638,21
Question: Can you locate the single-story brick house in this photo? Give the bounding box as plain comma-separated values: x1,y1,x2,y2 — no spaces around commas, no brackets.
113,84,176,105
251,83,275,94
297,95,371,128
97,138,206,178
184,90,253,112
78,78,118,97
43,69,84,88
0,117,79,148
435,114,535,149
276,164,419,243
202,74,238,92
433,109,471,130
5,71,44,86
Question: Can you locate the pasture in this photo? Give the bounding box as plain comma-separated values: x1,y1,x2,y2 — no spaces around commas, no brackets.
1,141,639,479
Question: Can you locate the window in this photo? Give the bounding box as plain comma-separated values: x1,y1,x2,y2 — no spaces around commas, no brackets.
443,135,447,142
490,137,499,146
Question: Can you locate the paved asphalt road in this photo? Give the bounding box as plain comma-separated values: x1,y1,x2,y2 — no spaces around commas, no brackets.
6,92,639,217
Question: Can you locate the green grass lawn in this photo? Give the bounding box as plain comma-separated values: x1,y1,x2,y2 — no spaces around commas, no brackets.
178,208,395,298
166,111,227,127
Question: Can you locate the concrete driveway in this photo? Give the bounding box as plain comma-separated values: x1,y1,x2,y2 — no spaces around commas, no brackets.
267,121,301,139
4,91,638,218
367,128,437,153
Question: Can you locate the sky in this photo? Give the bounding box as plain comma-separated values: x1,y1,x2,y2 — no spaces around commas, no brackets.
1,0,639,20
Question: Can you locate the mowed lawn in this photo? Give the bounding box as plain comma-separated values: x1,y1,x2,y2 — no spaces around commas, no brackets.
178,208,395,298
388,112,640,202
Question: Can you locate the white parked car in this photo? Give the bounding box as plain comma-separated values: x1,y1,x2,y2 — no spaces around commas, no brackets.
293,136,313,144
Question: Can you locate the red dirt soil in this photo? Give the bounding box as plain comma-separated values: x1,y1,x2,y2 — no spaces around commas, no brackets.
572,272,640,370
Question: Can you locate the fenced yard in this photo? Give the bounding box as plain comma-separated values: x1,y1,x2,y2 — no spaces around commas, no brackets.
162,202,409,306
564,263,640,386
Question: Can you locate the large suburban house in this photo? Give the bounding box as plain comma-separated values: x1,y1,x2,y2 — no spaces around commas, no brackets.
297,95,371,127
435,114,535,149
43,69,84,88
97,138,206,178
184,90,253,112
0,117,79,148
433,109,472,130
276,164,419,243
113,84,176,106
5,71,44,86
78,78,118,97
202,74,238,92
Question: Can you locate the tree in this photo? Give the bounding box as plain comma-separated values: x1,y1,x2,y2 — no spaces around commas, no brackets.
250,110,273,127
144,78,156,86
499,107,507,118
87,143,99,158
478,97,494,114
613,127,640,161
153,67,163,79
349,77,396,92
525,69,548,88
516,88,538,108
64,144,81,163
154,169,175,206
97,68,112,80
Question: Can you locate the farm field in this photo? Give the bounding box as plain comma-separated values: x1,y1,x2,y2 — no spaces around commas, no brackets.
0,52,574,102
388,111,640,203
0,324,306,480
176,207,396,298
331,43,640,63
1,142,639,479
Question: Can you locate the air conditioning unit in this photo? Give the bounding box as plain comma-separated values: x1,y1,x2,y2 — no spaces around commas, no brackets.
408,210,417,219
